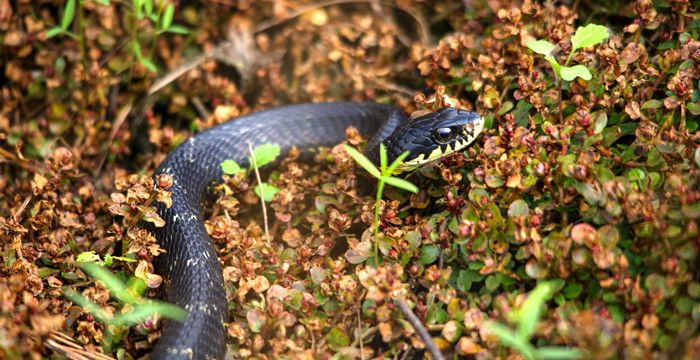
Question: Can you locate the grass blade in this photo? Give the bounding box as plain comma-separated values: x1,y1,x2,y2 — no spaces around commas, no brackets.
344,145,380,178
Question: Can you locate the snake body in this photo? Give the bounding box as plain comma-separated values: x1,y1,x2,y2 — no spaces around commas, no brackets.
149,102,482,359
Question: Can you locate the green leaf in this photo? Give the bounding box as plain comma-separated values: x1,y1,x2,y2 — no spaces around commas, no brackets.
61,0,76,30
526,39,555,56
46,27,65,38
642,99,663,110
560,65,592,81
250,143,281,168
81,262,138,304
379,143,388,170
76,251,102,264
385,150,411,175
254,183,280,202
144,0,153,16
166,25,189,35
161,3,174,30
544,55,561,78
64,290,111,323
382,176,418,193
536,346,582,359
592,111,607,134
220,159,243,175
111,301,186,326
140,58,158,73
326,326,350,350
570,24,609,51
344,145,380,178
419,245,439,265
517,282,554,340
687,102,700,116
485,321,536,360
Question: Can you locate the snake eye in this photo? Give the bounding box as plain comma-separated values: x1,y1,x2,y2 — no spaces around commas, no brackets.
433,127,454,144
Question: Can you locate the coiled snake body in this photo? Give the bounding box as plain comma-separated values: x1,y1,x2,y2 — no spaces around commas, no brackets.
150,102,482,359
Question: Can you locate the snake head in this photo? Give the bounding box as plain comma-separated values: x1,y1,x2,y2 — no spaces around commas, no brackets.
384,108,483,174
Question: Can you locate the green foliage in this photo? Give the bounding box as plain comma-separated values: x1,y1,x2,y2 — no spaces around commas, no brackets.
485,282,582,360
76,251,136,267
45,0,188,72
220,144,283,202
526,23,609,83
65,262,186,351
344,144,418,264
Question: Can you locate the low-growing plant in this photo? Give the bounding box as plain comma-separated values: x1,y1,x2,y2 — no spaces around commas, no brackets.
220,143,283,202
65,261,186,351
46,0,188,72
526,23,609,83
343,143,418,264
485,282,581,360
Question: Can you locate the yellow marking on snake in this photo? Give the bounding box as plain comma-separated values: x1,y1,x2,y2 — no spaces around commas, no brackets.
392,116,484,174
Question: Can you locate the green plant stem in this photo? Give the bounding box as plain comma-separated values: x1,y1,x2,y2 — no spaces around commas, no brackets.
77,2,89,105
373,180,385,265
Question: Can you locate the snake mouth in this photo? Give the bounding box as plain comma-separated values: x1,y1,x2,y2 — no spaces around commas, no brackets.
392,115,484,174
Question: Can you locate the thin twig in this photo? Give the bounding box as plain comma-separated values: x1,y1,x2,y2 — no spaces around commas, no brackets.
45,331,115,360
247,142,271,245
395,298,445,360
357,305,365,360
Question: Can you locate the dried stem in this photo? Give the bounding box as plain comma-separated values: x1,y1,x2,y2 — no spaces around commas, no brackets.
395,298,445,360
248,142,271,245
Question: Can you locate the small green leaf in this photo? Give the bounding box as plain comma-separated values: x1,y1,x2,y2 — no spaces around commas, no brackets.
250,144,281,168
46,27,65,38
326,326,350,350
64,290,111,323
592,111,607,134
517,282,554,340
419,245,440,265
220,159,243,175
642,99,663,110
161,3,174,30
544,55,561,78
166,25,189,35
382,176,418,193
344,145,380,178
560,65,592,81
526,39,555,56
687,102,700,116
76,251,102,264
536,346,582,359
379,143,388,170
140,58,158,73
61,0,76,30
570,24,609,51
80,262,137,304
254,183,280,202
385,150,411,175
485,321,537,360
144,0,153,15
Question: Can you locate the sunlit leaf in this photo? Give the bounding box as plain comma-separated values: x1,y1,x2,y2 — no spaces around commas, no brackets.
571,24,609,51
526,39,555,56
517,282,554,340
344,144,380,178
61,0,76,30
161,4,174,30
382,176,418,193
485,321,536,360
560,65,592,81
46,27,64,38
250,144,281,168
536,346,582,359
254,183,280,202
220,159,243,175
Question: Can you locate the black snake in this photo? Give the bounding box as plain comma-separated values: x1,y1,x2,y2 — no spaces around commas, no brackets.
149,102,483,359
